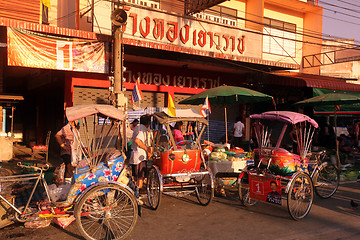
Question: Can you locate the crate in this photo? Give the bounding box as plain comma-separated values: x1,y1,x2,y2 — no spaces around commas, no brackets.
0,195,15,229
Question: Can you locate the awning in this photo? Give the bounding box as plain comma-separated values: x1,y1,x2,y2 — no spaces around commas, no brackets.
312,88,360,115
268,72,360,92
0,94,24,104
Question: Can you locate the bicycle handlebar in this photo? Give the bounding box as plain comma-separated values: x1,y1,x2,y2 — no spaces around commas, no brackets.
17,162,50,171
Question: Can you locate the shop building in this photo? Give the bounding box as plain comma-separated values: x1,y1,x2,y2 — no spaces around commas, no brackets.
1,0,359,145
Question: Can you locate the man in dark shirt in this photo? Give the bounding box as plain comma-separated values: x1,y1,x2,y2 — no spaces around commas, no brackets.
266,181,281,205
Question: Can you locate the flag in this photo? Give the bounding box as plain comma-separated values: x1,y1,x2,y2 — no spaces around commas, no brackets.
200,96,211,118
41,0,51,9
167,93,176,117
131,78,143,104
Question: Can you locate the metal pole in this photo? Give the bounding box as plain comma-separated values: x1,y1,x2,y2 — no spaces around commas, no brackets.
11,106,14,137
114,27,125,108
334,106,340,167
225,107,228,143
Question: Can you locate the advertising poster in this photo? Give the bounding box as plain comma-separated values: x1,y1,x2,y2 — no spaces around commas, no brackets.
7,27,107,73
249,175,282,205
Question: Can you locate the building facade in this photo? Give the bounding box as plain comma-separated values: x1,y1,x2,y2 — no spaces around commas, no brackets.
1,0,358,145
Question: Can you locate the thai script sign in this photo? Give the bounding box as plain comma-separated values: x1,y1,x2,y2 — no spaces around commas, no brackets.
7,27,107,73
123,62,246,89
123,7,262,62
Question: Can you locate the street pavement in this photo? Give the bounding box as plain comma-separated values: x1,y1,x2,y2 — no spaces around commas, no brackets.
0,182,359,240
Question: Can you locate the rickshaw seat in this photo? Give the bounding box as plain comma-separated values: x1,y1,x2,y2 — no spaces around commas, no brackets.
158,135,170,150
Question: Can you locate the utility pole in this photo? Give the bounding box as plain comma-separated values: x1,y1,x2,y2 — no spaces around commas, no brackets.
113,27,126,108
111,8,128,109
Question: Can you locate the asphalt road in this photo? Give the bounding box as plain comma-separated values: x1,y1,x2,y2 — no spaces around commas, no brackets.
1,182,359,240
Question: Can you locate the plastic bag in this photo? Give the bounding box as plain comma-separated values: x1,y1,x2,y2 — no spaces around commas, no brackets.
24,218,51,228
48,184,71,202
53,216,75,228
53,163,65,184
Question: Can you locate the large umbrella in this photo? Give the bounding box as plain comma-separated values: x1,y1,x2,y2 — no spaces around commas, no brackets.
295,93,360,166
179,85,273,143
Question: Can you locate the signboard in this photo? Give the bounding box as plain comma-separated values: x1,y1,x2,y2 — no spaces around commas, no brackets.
7,27,107,73
123,6,262,63
123,62,245,90
249,174,282,205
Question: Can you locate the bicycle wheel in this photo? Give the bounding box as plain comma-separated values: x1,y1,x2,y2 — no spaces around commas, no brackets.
314,162,340,199
75,184,138,240
238,172,258,207
14,206,36,223
146,167,162,210
195,168,214,206
287,172,314,220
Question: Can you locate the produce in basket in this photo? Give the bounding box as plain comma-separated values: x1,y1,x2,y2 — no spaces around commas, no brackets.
209,152,228,161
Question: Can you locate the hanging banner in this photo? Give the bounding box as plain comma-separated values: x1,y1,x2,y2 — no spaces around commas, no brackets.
7,27,107,73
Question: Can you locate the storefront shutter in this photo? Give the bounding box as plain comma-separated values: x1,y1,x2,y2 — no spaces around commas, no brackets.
0,0,40,23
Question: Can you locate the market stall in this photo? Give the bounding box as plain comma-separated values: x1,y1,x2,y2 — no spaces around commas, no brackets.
203,144,254,194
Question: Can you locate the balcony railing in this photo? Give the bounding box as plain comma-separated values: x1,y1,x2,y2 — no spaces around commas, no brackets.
194,12,237,27
125,0,159,9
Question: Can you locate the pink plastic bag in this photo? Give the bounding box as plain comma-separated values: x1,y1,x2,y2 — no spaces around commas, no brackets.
53,216,76,229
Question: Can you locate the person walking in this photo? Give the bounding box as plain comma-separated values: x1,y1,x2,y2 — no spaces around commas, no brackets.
130,114,152,191
233,116,245,148
55,120,81,184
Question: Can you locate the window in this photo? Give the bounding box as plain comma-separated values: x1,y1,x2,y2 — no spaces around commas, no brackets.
263,17,296,57
125,0,160,9
195,5,237,26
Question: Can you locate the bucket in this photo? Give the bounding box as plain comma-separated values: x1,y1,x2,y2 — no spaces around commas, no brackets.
0,137,13,162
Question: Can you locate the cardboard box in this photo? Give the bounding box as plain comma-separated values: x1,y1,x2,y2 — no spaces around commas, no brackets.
0,195,15,228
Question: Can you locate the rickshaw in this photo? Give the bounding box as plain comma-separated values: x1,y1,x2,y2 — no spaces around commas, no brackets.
146,110,214,210
238,111,339,220
0,104,138,239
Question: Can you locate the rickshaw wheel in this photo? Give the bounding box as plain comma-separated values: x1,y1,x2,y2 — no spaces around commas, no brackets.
238,172,258,207
287,172,314,220
314,162,340,199
146,167,162,210
75,184,138,240
195,168,214,206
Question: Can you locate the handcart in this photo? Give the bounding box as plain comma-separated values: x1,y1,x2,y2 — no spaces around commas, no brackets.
0,104,139,239
146,110,214,210
238,111,339,220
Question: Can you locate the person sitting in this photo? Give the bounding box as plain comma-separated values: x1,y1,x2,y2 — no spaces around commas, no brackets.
339,134,352,153
172,121,184,148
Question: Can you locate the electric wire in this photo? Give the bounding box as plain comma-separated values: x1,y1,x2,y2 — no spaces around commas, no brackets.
31,0,360,50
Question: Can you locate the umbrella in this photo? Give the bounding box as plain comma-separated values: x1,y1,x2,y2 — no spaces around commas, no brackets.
295,93,360,166
179,85,273,143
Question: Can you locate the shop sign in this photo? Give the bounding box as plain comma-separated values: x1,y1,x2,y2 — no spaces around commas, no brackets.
7,27,107,73
123,7,262,62
125,69,220,89
123,63,232,89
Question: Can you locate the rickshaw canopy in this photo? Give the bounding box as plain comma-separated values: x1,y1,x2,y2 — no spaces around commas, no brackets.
66,104,127,122
250,111,318,128
153,109,208,125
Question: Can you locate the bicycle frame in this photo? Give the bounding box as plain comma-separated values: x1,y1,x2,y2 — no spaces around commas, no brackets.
0,164,52,216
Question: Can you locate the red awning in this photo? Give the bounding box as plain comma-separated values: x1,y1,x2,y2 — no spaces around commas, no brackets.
268,72,360,92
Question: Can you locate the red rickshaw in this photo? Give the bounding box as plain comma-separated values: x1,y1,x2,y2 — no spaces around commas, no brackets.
238,111,339,220
146,110,214,210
